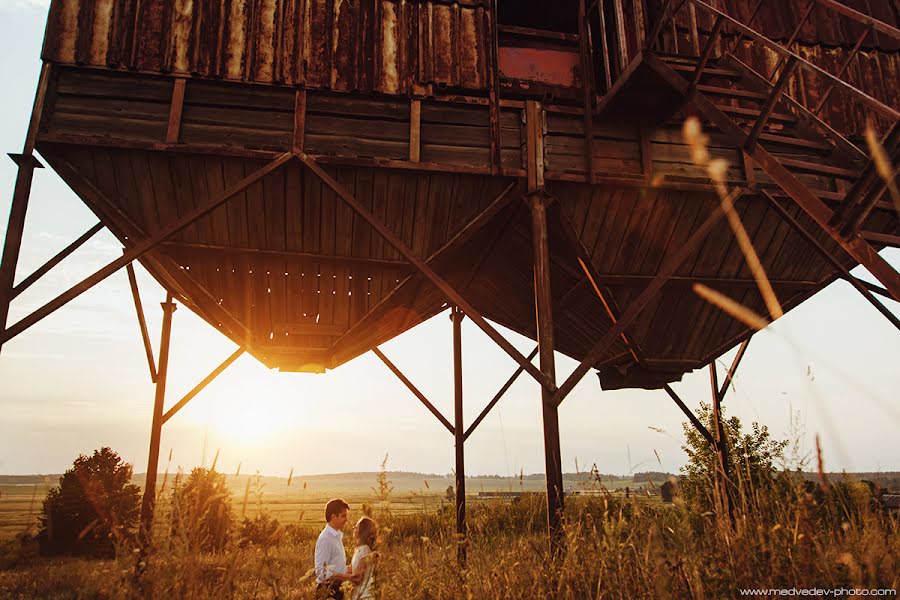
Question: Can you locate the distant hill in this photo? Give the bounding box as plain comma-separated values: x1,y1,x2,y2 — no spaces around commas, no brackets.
4,471,899,493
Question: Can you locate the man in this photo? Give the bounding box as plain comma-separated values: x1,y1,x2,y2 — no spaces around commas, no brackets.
314,498,351,599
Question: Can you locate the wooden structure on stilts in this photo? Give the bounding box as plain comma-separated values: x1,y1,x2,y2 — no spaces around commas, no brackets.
2,0,899,561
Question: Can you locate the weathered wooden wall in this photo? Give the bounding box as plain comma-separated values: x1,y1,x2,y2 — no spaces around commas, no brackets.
42,0,493,95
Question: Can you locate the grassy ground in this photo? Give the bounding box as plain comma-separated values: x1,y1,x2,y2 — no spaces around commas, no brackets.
0,476,897,599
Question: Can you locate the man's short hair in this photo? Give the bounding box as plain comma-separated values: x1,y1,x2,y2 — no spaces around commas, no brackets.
325,498,349,522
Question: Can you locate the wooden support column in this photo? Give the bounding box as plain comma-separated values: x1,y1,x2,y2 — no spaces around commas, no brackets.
579,0,597,183
0,62,51,358
165,78,186,144
709,363,733,517
451,306,466,565
529,192,564,548
409,99,421,163
139,294,176,547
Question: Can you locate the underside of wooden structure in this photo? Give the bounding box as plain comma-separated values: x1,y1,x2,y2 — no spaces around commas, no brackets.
3,0,899,557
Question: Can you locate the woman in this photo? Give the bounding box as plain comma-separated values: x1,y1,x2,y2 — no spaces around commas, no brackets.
347,516,377,600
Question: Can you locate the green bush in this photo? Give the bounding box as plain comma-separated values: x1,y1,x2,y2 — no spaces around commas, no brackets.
35,447,140,558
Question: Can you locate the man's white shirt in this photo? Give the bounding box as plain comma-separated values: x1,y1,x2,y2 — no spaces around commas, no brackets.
314,524,347,584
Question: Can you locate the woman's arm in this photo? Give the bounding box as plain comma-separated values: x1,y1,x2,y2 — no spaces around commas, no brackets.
349,555,370,584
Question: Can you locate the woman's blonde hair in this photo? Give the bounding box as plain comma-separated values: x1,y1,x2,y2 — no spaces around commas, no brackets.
355,516,377,549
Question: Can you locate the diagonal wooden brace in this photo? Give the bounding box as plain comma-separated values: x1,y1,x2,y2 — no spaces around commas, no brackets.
373,346,455,434
664,383,715,447
162,348,245,424
296,152,557,393
126,262,158,383
552,197,732,407
11,222,105,299
0,153,294,346
464,345,539,441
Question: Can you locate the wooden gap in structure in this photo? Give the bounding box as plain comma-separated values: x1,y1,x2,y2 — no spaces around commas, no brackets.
166,78,187,145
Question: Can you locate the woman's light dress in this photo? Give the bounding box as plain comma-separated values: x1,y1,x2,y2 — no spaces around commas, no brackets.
350,544,375,600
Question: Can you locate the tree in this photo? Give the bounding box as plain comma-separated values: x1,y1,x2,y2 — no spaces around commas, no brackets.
36,447,141,557
171,467,233,552
680,402,788,510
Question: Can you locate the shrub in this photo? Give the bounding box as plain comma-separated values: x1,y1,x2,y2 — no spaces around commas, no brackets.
680,402,788,512
239,512,282,548
35,447,140,558
170,468,233,552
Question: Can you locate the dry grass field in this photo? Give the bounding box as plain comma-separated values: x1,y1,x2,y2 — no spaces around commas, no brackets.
1,468,898,599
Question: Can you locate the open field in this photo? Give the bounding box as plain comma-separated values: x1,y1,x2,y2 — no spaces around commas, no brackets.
0,471,646,541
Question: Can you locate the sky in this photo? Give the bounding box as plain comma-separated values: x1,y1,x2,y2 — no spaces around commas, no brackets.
0,2,898,479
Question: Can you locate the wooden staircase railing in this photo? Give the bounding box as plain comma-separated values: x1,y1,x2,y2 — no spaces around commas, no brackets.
639,0,900,304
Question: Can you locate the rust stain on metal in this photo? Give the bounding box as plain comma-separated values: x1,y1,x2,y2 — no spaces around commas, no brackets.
380,0,399,93
255,0,277,82
225,0,248,79
171,0,193,73
88,0,113,65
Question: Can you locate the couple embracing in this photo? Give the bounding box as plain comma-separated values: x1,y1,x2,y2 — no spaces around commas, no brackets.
314,498,377,600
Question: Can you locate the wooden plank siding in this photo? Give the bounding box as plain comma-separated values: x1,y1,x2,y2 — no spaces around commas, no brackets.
43,0,492,95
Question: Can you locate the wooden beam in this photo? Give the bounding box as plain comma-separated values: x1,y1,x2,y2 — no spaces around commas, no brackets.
552,194,732,407
451,307,466,564
525,101,544,191
296,153,555,392
811,0,900,40
327,181,520,362
581,274,820,289
161,241,412,270
0,153,294,346
139,295,176,545
762,190,900,331
664,383,715,446
409,99,421,163
372,346,454,434
579,0,597,183
716,337,750,403
292,90,307,154
161,348,245,424
612,0,629,73
126,262,158,384
0,62,52,357
165,78,186,144
11,221,105,299
464,345,539,441
709,361,733,516
528,192,563,550
861,231,900,249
